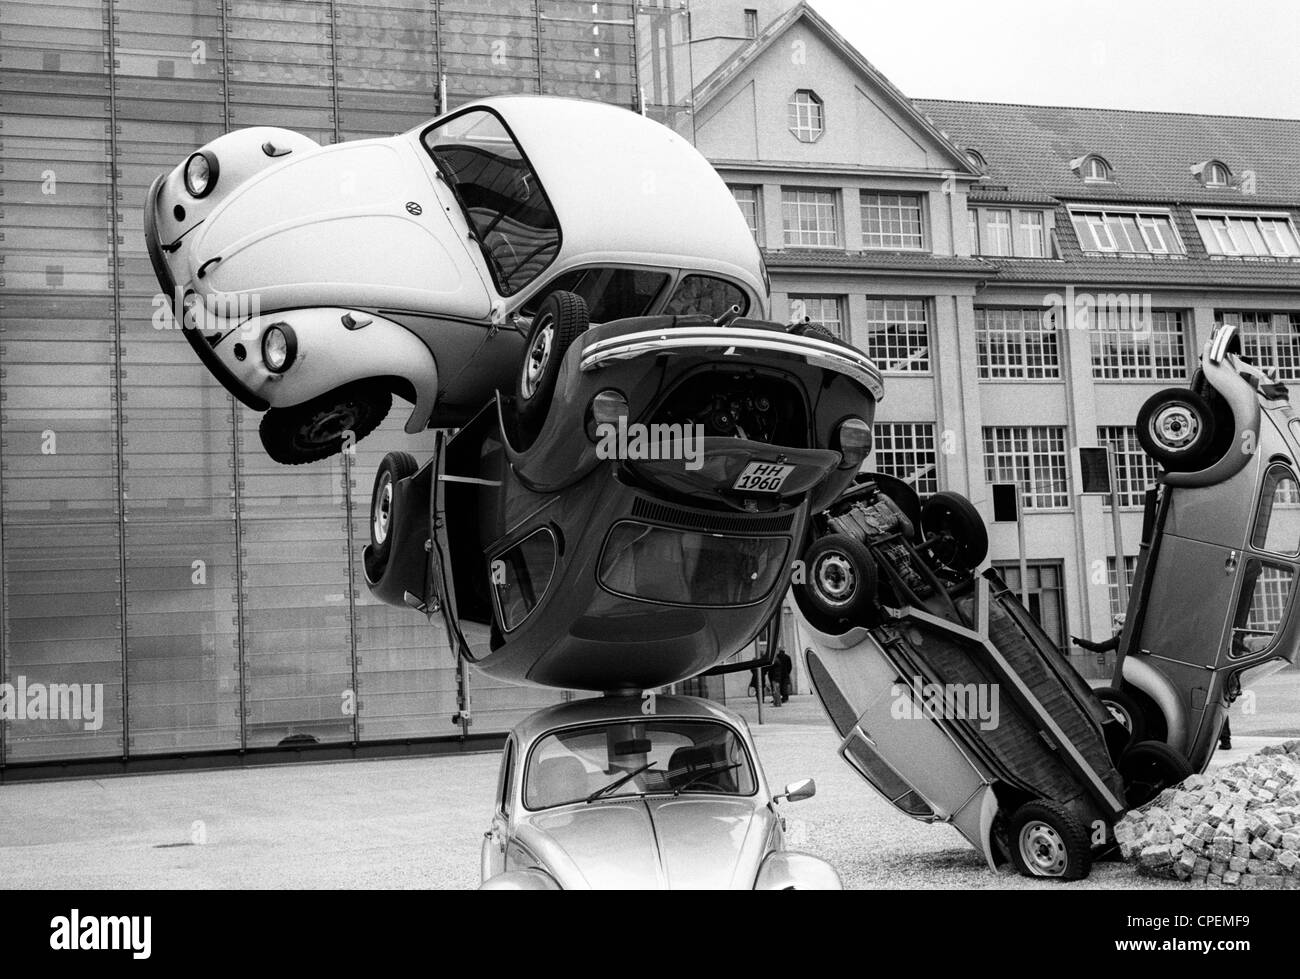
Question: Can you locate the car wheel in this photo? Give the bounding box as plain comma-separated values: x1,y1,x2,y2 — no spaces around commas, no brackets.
1093,685,1147,748
1119,740,1193,809
1008,800,1093,881
1136,387,1217,472
369,451,418,570
516,290,589,433
259,382,392,465
920,491,988,573
796,533,880,626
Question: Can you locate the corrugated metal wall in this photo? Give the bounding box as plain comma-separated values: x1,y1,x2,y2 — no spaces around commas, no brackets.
0,0,639,765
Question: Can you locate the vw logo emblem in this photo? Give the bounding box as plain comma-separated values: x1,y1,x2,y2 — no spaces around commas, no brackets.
405,201,422,215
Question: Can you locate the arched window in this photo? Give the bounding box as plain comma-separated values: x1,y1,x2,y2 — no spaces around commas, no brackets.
1084,156,1111,182
788,90,824,142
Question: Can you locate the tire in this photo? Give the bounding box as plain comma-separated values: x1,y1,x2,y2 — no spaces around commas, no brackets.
1136,387,1217,472
1094,685,1147,747
369,451,418,568
259,381,392,465
1008,800,1093,881
516,290,588,432
1120,740,1193,809
795,533,879,625
920,491,989,573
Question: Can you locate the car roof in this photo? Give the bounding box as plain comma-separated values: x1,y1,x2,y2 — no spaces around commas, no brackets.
510,693,748,744
433,96,767,300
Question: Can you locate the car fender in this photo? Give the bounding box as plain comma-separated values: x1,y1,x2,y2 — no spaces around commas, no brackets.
478,868,562,890
753,851,842,890
212,308,439,434
1120,654,1187,754
1161,338,1261,489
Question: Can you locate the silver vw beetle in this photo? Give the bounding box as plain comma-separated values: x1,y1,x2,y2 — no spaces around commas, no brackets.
479,694,840,889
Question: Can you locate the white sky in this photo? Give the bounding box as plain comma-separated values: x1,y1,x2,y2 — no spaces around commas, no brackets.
808,0,1300,118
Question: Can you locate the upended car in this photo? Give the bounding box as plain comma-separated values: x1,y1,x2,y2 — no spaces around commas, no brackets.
362,293,882,692
789,475,1151,881
479,694,840,889
143,95,766,464
1101,322,1300,774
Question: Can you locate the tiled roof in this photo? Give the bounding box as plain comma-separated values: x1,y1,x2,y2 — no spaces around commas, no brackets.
914,99,1300,208
763,249,994,275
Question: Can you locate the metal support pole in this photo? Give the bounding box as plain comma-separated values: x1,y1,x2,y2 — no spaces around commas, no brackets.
1108,448,1129,613
1016,484,1030,608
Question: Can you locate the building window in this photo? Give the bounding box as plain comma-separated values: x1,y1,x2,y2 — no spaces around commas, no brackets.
968,208,978,253
1019,211,1046,257
1216,311,1300,377
1070,209,1184,255
975,307,1060,380
729,184,761,240
861,193,925,250
994,561,1067,646
864,298,930,372
870,423,938,496
1205,162,1231,187
983,426,1071,511
965,147,986,170
1106,556,1138,619
1075,155,1112,183
789,295,845,340
981,209,1012,256
1097,427,1162,508
781,188,839,247
788,90,824,143
1090,309,1187,381
1196,213,1300,258
743,8,758,38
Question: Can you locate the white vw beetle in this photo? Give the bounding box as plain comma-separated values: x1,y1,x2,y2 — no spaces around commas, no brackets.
479,694,841,890
145,96,767,464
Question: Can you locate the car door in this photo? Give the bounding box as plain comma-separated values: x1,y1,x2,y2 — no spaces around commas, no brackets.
481,736,516,882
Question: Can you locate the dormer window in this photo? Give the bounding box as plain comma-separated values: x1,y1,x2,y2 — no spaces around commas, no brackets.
1071,154,1113,183
1193,159,1234,189
788,90,824,143
964,148,986,171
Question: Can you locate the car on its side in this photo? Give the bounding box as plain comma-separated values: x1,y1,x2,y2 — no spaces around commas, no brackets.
479,694,840,890
144,96,767,464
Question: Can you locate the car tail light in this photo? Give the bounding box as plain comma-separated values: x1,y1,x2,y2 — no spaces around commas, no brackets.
835,417,871,469
586,390,628,442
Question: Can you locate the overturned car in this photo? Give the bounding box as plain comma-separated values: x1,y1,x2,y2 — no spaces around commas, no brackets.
363,294,882,692
144,96,766,464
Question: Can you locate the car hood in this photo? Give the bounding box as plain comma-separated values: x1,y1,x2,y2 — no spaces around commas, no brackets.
187,136,492,318
514,796,775,889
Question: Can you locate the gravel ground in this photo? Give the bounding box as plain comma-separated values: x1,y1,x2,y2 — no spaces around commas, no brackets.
0,671,1294,889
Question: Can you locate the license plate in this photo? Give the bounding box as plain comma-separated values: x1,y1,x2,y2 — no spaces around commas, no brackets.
732,462,795,494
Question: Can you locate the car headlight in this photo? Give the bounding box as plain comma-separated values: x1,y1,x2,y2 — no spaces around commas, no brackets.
184,151,219,198
261,324,296,373
586,389,629,442
835,417,872,469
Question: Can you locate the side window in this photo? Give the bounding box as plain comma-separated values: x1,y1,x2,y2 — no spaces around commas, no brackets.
1231,559,1294,658
522,267,669,322
491,528,558,632
664,275,748,318
1251,464,1300,556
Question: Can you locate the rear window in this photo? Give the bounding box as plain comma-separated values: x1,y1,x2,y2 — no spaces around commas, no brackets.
664,275,748,318
422,109,560,296
597,520,788,607
491,528,558,631
523,267,669,322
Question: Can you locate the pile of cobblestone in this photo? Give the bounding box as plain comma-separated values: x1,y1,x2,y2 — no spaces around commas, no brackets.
1114,740,1300,888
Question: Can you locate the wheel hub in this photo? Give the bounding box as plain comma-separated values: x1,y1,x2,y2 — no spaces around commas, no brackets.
373,474,393,545
1150,403,1198,450
1105,703,1133,731
522,316,554,400
814,553,856,606
1019,822,1068,876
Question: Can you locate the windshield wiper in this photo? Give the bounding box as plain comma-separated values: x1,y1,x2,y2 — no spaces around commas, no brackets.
672,763,741,797
585,762,656,803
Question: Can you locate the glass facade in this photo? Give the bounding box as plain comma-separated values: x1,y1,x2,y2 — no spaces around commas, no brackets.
0,0,640,767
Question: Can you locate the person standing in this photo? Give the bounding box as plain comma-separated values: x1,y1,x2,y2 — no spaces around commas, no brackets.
776,649,793,704
768,653,788,707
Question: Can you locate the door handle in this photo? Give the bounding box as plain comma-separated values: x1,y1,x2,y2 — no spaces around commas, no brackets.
1225,550,1239,574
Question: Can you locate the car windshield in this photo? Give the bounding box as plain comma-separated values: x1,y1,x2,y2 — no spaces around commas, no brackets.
598,520,789,607
422,109,560,297
523,719,756,810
